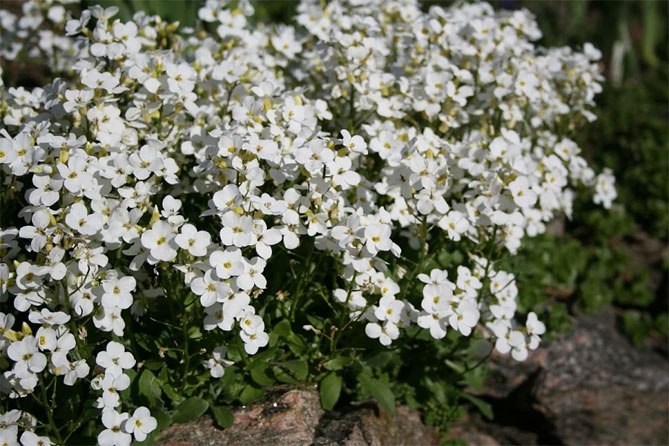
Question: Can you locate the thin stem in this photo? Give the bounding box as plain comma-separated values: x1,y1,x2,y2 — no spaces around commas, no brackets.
39,375,64,445
290,239,315,322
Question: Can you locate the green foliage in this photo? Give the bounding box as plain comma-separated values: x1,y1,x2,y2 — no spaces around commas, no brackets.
83,0,301,27
138,369,163,406
172,397,210,424
82,0,200,26
319,373,342,411
251,1,299,24
358,371,396,414
210,405,235,428
498,0,669,348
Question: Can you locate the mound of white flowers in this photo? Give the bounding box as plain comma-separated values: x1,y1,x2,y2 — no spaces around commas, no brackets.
0,0,615,444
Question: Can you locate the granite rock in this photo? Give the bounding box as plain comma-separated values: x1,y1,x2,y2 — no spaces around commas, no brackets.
460,310,669,445
158,386,439,446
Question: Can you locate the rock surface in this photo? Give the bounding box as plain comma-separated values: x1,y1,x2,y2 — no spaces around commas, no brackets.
158,386,438,446
313,402,439,446
453,309,669,445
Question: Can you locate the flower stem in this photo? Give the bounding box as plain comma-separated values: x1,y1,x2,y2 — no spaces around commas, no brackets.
39,375,64,445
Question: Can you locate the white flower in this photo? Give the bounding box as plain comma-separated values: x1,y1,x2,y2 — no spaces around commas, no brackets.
20,431,53,446
243,135,279,163
363,224,392,255
191,270,229,307
416,311,449,339
141,221,177,261
0,137,18,165
96,372,131,408
63,359,90,386
373,296,404,323
57,156,89,194
18,209,51,252
212,184,241,212
94,306,127,337
448,298,480,336
65,202,103,236
509,177,537,209
489,322,528,361
219,211,254,247
161,195,182,218
253,222,282,259
35,327,57,351
237,257,267,291
456,266,482,298
329,157,360,189
438,211,470,241
128,142,164,181
124,407,157,442
593,168,616,209
239,311,265,335
29,309,70,326
526,312,546,350
365,321,399,345
101,276,136,310
8,336,47,373
98,409,131,446
209,248,244,279
28,175,63,206
175,223,211,257
295,139,334,174
96,341,136,376
0,427,18,446
419,269,454,308
166,62,196,94
205,346,234,378
240,330,269,355
341,130,367,154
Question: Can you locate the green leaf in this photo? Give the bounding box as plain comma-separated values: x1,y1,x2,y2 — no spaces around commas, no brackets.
239,384,264,405
172,397,209,424
278,360,308,380
273,320,292,337
152,407,172,430
621,310,651,346
306,314,324,329
365,351,393,368
188,326,203,339
135,335,153,352
160,381,181,403
463,365,489,392
460,392,493,420
272,320,307,354
138,369,162,405
273,367,300,385
210,405,234,429
642,1,661,67
319,373,342,411
143,359,164,371
358,373,395,414
322,356,352,371
220,369,245,403
249,362,275,387
445,360,466,374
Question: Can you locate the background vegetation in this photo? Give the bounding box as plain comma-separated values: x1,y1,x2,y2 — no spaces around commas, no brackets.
502,0,668,349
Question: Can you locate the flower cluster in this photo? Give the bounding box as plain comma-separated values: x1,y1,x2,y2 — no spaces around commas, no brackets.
0,0,612,443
